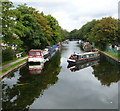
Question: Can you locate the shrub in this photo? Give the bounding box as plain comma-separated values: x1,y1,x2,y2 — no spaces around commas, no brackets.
2,47,16,62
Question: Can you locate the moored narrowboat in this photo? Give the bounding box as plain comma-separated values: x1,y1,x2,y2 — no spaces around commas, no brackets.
28,49,45,64
67,52,100,65
83,43,93,52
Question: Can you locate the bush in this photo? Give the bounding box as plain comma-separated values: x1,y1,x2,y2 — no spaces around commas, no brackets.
2,47,16,63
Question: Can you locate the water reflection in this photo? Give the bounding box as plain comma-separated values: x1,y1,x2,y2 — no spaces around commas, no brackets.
2,52,61,110
67,59,99,72
2,41,120,109
92,55,120,86
28,63,44,75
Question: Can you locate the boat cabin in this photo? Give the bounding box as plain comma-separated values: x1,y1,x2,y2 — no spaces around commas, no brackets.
83,43,93,52
28,49,45,64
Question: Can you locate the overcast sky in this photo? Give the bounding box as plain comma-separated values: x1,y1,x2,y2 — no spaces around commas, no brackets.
11,0,119,32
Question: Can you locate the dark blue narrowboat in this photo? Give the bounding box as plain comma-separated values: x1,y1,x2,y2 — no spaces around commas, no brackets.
67,52,100,65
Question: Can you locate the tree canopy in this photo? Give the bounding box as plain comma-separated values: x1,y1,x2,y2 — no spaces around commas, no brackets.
2,1,68,52
68,17,119,50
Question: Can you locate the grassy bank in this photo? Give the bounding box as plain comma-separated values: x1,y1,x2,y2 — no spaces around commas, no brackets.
94,47,120,61
1,55,27,66
103,51,120,61
0,59,27,75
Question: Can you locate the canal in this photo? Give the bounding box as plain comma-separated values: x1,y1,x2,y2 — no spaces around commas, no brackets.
2,41,120,110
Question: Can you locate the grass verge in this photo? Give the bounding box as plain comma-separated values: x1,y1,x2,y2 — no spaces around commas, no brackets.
94,46,120,61
1,55,27,66
102,51,120,61
0,59,27,75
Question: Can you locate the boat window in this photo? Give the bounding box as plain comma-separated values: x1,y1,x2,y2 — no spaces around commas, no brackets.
83,55,86,58
89,54,93,57
78,56,80,59
77,55,79,59
29,52,41,56
86,55,89,58
74,55,77,59
88,54,90,57
89,54,91,57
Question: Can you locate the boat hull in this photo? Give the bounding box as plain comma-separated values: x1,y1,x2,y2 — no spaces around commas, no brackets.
67,59,76,65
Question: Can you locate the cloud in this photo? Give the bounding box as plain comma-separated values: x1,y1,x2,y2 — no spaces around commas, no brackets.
11,0,119,31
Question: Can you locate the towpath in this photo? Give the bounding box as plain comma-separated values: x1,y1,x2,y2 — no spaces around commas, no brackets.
0,56,28,71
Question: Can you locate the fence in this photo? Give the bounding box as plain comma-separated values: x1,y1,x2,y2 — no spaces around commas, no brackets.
106,46,118,56
104,46,120,61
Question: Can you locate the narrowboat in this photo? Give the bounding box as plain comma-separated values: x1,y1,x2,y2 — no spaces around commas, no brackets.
46,45,59,59
67,52,100,65
57,43,62,49
28,49,45,64
42,48,50,60
83,43,93,52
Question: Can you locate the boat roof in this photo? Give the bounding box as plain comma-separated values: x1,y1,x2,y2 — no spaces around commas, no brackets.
29,49,42,52
73,52,98,56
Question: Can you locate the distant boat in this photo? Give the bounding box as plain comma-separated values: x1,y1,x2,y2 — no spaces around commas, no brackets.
83,43,93,52
67,52,100,65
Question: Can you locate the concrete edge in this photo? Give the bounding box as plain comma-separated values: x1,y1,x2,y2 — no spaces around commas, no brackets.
0,61,27,79
99,50,120,64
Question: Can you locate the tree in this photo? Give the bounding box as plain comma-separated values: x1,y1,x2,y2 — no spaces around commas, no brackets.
2,1,24,52
45,15,61,45
2,1,67,55
60,29,69,41
68,29,79,40
78,19,99,41
2,1,15,44
35,11,53,47
87,17,118,49
15,4,44,50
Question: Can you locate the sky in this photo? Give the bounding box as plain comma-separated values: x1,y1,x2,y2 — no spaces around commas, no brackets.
10,0,119,32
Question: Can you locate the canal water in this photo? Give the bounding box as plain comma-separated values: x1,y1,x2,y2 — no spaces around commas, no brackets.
2,41,120,110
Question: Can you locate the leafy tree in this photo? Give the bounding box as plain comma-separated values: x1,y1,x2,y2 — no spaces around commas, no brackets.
78,19,99,41
88,17,118,49
45,15,61,45
15,4,44,50
35,11,53,47
2,1,67,57
60,29,69,41
2,1,15,44
69,29,79,40
2,1,24,52
15,4,62,50
2,47,15,62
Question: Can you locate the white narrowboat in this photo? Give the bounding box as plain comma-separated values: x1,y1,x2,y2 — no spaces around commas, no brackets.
28,49,45,64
